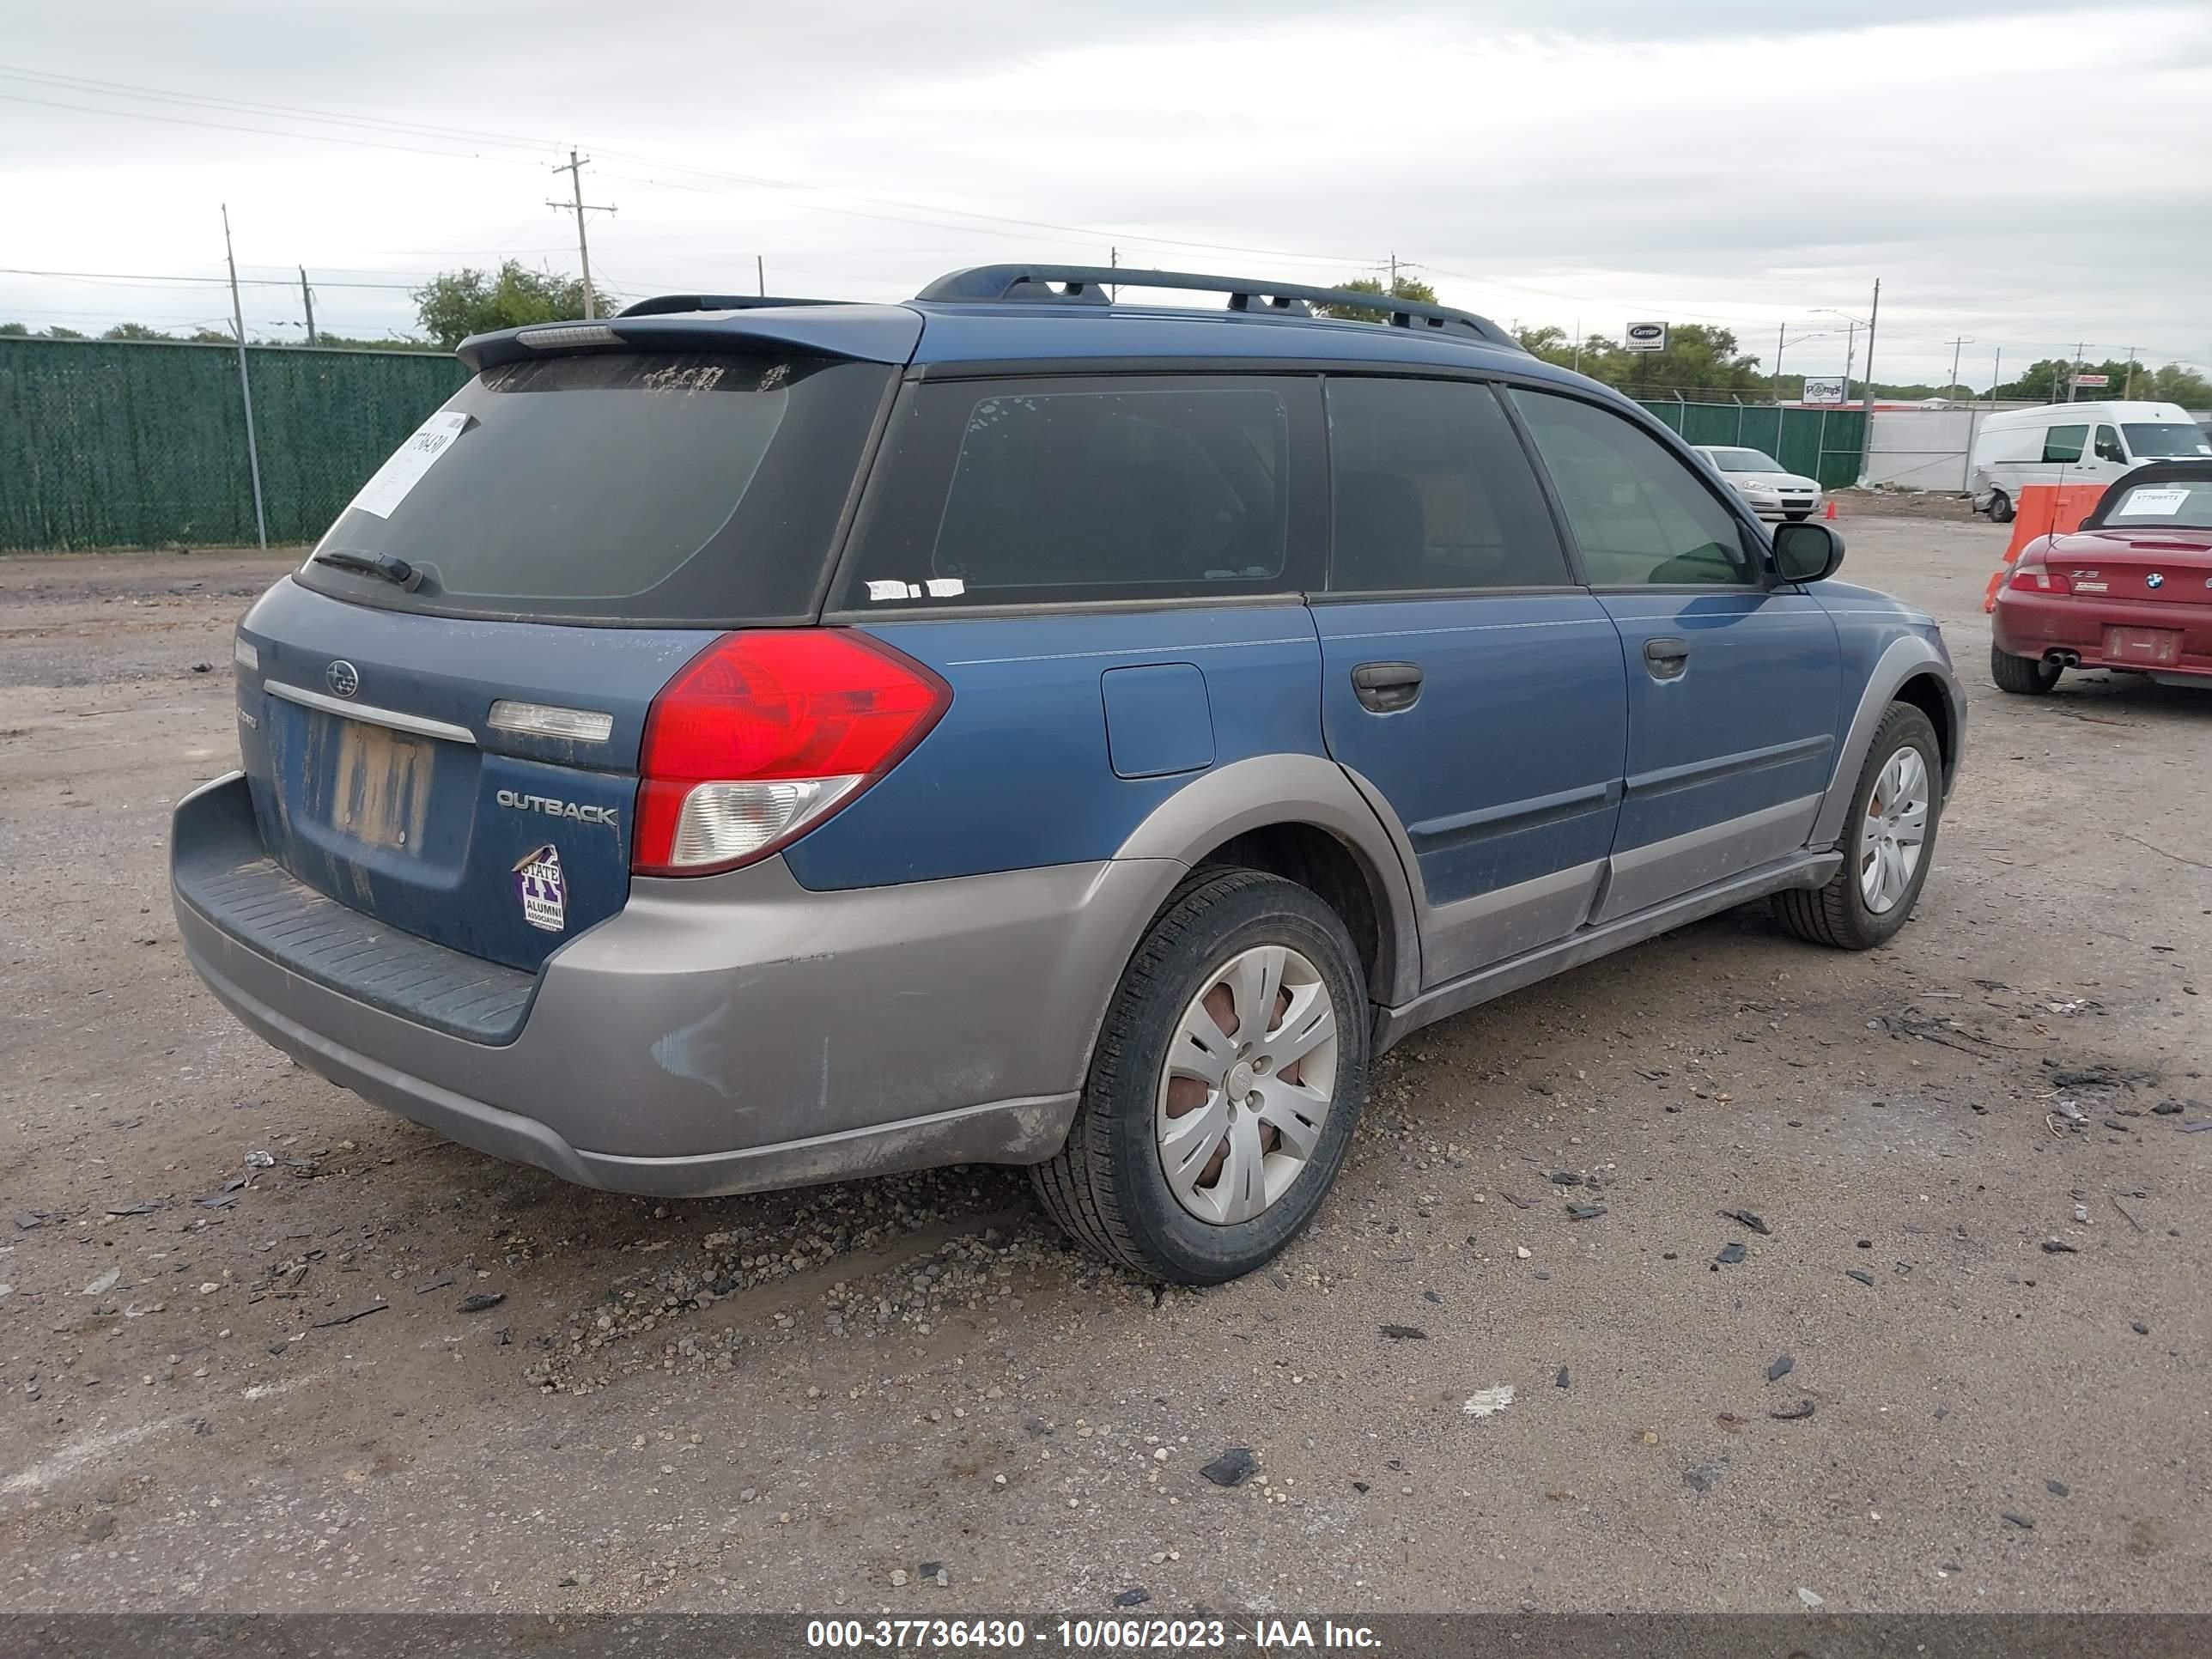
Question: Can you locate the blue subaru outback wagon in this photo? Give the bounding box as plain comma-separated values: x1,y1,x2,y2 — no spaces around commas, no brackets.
171,265,1965,1283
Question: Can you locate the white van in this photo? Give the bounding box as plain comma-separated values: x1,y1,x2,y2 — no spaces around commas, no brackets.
1969,400,2210,522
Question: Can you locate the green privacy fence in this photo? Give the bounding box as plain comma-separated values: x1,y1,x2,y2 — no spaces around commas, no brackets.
0,336,468,550
1638,398,1868,491
1,337,1873,552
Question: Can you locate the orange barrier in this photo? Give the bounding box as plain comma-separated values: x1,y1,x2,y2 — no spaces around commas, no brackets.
1982,483,2106,611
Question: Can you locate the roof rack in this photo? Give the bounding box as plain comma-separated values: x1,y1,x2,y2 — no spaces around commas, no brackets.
913,264,1522,350
617,294,842,318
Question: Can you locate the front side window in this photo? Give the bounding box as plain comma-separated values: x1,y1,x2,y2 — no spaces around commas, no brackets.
1326,378,1569,592
2121,422,2212,459
2043,424,2087,464
2094,425,2126,463
839,377,1308,607
1510,390,1756,586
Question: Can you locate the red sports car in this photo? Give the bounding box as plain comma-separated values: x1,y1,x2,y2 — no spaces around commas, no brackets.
1991,460,2212,693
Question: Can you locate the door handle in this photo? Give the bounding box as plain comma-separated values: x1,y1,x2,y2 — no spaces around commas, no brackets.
1352,661,1423,713
1643,637,1690,682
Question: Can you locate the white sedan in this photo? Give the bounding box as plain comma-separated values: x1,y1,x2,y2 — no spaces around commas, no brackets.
1694,446,1825,521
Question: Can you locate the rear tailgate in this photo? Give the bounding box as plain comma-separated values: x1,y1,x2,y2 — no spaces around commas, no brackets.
237,578,715,970
231,341,899,971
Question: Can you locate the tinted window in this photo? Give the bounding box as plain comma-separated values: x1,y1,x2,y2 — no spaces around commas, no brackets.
840,377,1314,608
2042,423,2087,464
2094,425,2126,463
299,352,890,623
1510,390,1755,586
1327,379,1569,592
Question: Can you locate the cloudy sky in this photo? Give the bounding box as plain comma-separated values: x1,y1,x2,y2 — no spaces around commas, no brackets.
4,1,2209,388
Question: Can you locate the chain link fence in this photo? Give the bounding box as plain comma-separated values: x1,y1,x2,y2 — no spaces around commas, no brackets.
1637,399,1868,490
0,336,467,550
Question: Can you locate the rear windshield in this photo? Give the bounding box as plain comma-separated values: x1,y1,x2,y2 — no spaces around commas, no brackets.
2122,422,2212,460
299,351,892,623
2097,477,2212,528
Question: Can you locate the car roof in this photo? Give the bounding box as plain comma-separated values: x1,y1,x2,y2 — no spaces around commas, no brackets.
453,264,1632,404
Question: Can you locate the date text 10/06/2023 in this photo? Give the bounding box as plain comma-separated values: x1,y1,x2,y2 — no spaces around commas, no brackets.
804,1618,1382,1650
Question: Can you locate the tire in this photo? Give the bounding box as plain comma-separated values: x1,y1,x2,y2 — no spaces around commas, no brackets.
1990,641,2061,695
1986,489,2014,525
1771,702,1942,951
1030,869,1369,1285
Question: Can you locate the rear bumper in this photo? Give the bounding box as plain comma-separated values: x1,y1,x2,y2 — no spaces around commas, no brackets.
173,773,1173,1196
1991,589,2212,678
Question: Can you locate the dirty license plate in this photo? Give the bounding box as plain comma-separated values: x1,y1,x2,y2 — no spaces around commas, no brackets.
330,719,434,850
2103,626,2181,666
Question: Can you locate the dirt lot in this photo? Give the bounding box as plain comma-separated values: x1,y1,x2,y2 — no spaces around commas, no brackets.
2,511,2207,1618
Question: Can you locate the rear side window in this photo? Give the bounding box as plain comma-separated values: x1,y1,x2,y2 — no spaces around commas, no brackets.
1511,389,1756,586
1326,377,1568,592
2042,423,2087,464
838,376,1321,608
299,351,893,624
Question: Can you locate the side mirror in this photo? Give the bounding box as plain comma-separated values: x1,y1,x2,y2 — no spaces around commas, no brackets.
1771,520,1844,584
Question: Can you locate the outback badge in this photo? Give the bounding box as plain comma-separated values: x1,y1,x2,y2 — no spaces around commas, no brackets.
513,843,567,933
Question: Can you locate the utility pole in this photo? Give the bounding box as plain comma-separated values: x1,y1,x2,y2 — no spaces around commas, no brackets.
1387,251,1399,296
299,265,317,346
1856,277,1881,488
757,254,765,298
1990,346,2002,403
1572,316,1581,374
222,205,268,550
1945,336,1973,401
1109,246,1117,302
547,149,615,319
2122,346,2137,399
2065,343,2083,402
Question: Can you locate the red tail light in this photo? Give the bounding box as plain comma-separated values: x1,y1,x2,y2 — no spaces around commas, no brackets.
2009,562,2072,594
633,630,950,877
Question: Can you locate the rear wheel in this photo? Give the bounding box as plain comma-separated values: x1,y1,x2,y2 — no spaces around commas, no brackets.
1031,870,1367,1285
1990,642,2062,695
1986,489,2014,524
1772,702,1942,951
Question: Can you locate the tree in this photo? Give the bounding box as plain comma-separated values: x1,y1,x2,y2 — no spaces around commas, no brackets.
413,261,616,350
40,325,87,340
1314,275,1440,324
1542,324,1765,398
103,322,175,342
0,322,27,336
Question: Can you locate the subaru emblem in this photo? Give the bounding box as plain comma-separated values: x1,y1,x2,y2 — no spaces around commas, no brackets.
2146,573,2164,589
326,659,361,698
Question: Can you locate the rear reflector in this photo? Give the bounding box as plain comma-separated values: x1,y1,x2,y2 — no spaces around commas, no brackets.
488,699,615,743
633,629,950,876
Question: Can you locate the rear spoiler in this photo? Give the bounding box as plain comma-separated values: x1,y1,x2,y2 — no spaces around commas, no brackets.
455,306,922,372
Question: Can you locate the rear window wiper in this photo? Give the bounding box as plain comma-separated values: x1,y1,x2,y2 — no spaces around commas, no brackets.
311,549,424,591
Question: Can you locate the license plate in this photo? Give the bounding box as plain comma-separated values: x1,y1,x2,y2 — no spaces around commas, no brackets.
2103,626,2181,666
330,719,434,850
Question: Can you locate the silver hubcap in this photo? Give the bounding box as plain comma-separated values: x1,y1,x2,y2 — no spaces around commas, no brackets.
1156,945,1339,1226
1859,746,1929,915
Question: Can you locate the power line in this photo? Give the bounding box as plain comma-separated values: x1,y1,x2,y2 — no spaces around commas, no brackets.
1,264,421,290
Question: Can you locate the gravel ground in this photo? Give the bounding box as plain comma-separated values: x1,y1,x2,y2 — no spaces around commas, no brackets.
1,511,2206,1616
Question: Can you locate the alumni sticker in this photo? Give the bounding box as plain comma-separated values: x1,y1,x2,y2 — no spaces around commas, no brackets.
513,843,567,933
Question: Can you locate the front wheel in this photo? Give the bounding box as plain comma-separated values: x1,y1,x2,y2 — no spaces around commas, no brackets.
1772,702,1942,951
1990,642,2062,695
1031,869,1368,1284
1986,489,2014,525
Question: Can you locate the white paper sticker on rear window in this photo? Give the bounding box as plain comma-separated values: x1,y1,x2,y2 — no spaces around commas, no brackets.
346,412,471,520
2119,486,2189,517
